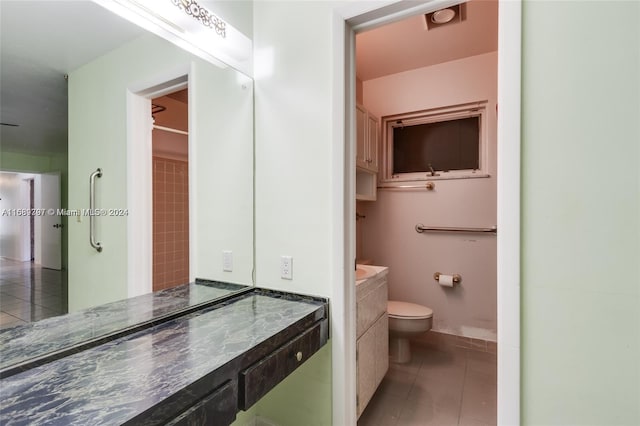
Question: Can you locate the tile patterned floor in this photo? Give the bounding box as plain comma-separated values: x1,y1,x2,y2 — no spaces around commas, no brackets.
358,340,497,426
0,258,67,329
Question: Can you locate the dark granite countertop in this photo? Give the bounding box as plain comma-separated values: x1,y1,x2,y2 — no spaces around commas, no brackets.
0,288,327,425
0,280,247,374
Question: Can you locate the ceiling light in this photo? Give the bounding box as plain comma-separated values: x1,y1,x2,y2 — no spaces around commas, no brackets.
93,0,253,74
431,8,456,24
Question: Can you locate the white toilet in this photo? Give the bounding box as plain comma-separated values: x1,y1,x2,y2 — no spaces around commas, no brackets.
387,300,433,364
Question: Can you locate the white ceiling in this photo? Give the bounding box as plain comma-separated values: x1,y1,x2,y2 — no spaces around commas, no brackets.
0,1,145,155
1,0,498,156
356,0,498,81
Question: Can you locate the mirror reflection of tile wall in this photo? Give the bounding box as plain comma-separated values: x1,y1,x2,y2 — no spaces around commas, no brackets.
153,156,189,290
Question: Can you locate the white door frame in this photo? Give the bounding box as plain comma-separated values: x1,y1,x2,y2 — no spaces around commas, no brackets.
126,66,192,298
331,1,521,424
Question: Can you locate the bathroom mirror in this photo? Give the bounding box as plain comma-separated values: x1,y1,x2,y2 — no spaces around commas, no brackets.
0,1,254,340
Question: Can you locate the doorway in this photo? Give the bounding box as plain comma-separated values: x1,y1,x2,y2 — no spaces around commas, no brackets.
151,89,189,291
0,171,67,328
127,73,191,298
0,171,62,270
337,1,522,424
354,2,498,423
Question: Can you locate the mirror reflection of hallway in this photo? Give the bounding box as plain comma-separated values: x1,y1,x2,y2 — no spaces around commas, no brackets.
151,89,189,291
0,172,67,328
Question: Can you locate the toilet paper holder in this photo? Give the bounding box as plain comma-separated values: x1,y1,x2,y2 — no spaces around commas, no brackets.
434,272,461,284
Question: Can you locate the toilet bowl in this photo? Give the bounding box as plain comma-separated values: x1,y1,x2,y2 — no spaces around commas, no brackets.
387,301,433,364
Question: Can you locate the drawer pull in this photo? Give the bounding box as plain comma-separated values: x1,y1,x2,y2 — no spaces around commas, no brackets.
295,351,303,362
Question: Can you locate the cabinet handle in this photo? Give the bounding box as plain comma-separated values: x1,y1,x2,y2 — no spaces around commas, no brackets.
295,351,303,362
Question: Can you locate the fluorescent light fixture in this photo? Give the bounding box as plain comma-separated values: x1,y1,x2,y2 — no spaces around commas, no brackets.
92,0,252,75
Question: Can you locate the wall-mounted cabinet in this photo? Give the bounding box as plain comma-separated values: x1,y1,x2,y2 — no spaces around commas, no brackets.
356,105,379,173
356,105,379,201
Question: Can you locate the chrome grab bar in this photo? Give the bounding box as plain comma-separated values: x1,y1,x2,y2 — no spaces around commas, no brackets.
415,224,497,234
89,168,103,252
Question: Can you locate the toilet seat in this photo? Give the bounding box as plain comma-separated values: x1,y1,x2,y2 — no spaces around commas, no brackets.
388,301,433,319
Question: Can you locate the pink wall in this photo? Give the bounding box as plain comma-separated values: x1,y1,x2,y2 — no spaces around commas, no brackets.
356,76,363,104
152,93,188,161
360,52,498,341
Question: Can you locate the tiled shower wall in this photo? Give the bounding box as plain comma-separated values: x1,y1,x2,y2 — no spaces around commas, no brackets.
152,157,189,290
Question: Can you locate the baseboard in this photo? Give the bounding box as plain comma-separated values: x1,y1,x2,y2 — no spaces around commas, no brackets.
412,330,497,354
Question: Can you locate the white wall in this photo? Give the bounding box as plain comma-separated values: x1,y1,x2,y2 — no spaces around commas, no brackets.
254,3,334,298
361,52,498,340
251,1,338,425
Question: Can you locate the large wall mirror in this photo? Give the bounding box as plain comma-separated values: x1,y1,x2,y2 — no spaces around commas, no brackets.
0,0,254,332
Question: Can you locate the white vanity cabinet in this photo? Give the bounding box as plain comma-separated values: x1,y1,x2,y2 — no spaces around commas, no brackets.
356,267,389,418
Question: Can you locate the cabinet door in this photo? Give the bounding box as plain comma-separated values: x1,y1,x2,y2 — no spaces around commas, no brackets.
356,105,368,169
356,326,377,418
366,114,379,172
374,313,389,388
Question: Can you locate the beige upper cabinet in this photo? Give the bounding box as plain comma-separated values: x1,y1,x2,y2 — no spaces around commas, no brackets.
356,104,379,173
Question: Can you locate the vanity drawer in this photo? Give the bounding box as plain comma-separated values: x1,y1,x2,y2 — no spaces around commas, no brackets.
166,380,237,426
238,323,322,410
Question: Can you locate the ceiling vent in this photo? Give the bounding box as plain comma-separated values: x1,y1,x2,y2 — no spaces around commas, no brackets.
424,4,466,30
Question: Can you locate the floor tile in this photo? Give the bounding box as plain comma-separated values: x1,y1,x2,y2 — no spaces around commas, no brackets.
358,388,404,426
458,414,495,426
398,397,460,426
0,259,67,325
376,367,417,400
3,304,56,322
360,339,497,426
410,373,464,413
0,285,32,298
36,296,64,311
388,351,423,376
460,379,497,424
0,294,24,306
0,311,27,330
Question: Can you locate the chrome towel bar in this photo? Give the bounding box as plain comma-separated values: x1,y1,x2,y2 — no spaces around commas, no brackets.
415,224,497,234
90,168,103,252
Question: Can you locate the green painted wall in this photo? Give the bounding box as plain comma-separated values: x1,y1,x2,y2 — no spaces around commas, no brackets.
521,1,639,424
254,342,332,426
229,342,332,426
0,150,69,270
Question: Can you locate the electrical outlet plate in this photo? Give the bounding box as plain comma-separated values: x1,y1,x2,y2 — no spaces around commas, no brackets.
223,250,233,272
280,256,293,280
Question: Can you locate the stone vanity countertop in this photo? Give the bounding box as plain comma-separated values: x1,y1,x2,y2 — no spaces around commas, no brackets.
0,280,247,373
0,289,327,425
355,265,388,285
355,265,388,301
